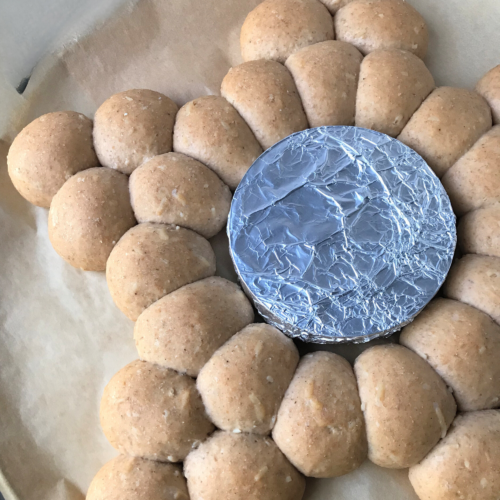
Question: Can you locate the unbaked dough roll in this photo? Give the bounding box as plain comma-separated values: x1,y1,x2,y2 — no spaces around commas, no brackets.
173,96,262,189
335,0,428,59
355,49,435,137
477,65,500,124
106,223,216,321
400,298,500,411
240,0,334,64
458,204,500,258
221,60,308,150
285,41,363,127
398,87,492,177
7,111,98,208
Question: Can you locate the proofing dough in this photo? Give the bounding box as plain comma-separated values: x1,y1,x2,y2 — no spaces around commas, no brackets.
476,65,500,124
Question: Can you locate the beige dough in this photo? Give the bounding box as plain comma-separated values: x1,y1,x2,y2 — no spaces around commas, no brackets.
240,0,334,64
93,89,178,175
272,351,367,478
100,359,214,462
106,223,216,321
476,65,500,124
173,96,262,190
86,455,189,500
7,111,98,208
335,0,428,59
184,431,305,500
409,410,500,500
318,0,355,14
285,41,363,127
400,298,500,411
398,87,492,177
48,167,136,272
197,323,299,435
354,344,456,469
221,60,308,150
355,49,435,137
134,276,254,377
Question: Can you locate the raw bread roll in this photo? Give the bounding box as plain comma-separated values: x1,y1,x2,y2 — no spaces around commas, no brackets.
197,323,299,434
173,96,262,189
443,254,500,324
398,87,492,177
319,0,354,14
7,111,98,208
86,455,189,500
335,0,428,59
477,65,500,124
93,89,178,174
240,0,334,64
355,49,435,137
48,167,136,271
285,41,363,127
106,223,215,321
441,126,500,216
400,298,500,411
221,60,308,150
184,431,305,500
100,360,214,462
272,351,367,478
129,152,231,238
409,410,500,500
354,344,456,469
134,277,254,377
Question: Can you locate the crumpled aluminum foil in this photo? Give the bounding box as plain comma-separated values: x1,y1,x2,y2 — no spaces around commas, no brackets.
228,126,456,343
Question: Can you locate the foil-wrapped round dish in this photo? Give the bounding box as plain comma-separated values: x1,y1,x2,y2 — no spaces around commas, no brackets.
228,126,457,343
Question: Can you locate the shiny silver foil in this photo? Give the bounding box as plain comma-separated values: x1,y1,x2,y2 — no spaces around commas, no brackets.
228,127,456,343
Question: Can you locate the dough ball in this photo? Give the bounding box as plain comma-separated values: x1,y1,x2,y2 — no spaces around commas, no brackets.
354,344,456,469
240,0,334,64
398,87,492,177
100,360,214,462
93,89,178,175
134,277,254,377
285,40,362,127
409,410,500,500
173,96,262,190
184,431,305,500
197,323,299,434
335,0,428,59
477,65,500,124
356,49,435,137
48,167,136,271
221,60,308,150
7,111,98,208
106,223,215,321
318,0,355,14
86,455,188,500
442,126,500,216
129,152,231,239
400,298,500,411
272,351,367,478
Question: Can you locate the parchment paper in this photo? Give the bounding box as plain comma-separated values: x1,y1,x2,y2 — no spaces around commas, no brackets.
1,1,499,499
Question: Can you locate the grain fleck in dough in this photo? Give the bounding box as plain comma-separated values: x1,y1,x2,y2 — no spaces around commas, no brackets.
477,65,500,124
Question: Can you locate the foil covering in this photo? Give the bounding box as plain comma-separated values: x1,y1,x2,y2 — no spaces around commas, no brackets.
228,127,456,343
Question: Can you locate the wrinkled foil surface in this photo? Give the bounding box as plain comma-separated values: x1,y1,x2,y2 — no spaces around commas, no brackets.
228,127,456,343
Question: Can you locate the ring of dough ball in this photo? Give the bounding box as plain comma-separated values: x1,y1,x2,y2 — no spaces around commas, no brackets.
476,65,500,124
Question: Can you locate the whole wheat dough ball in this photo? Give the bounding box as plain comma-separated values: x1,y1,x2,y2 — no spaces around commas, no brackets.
477,65,500,124
318,0,355,14
354,344,457,469
409,410,500,500
272,351,367,478
184,431,305,500
7,111,98,208
221,60,308,150
335,0,429,59
355,49,435,137
106,223,216,321
285,41,362,127
173,96,262,189
398,87,492,177
93,89,178,175
100,360,214,462
400,298,500,411
134,277,254,377
86,455,189,500
48,167,136,271
197,323,299,434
